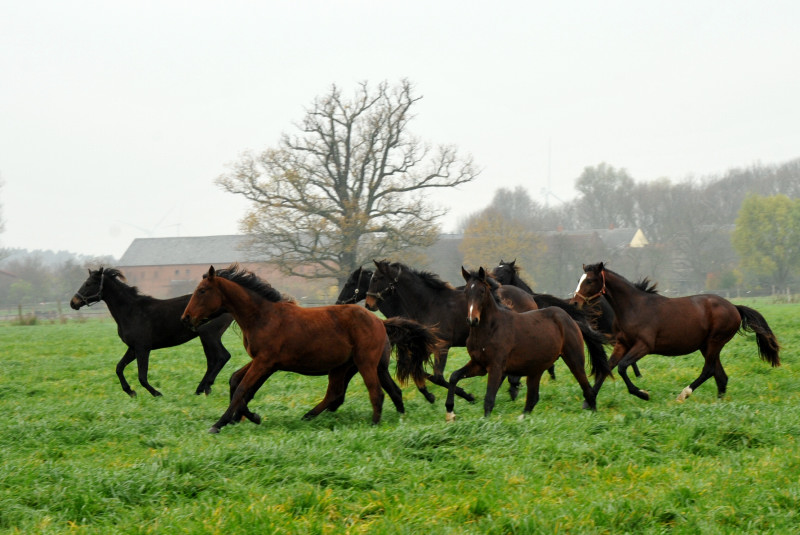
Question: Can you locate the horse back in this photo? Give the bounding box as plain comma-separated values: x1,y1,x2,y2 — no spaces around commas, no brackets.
243,303,385,372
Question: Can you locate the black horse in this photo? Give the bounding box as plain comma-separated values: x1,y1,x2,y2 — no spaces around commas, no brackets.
335,266,373,305
71,267,234,397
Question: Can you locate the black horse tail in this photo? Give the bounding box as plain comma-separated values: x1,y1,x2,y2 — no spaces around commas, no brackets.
578,322,612,378
736,305,781,367
383,317,438,385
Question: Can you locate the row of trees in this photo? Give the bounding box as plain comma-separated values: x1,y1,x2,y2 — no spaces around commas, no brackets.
457,161,800,295
2,80,797,305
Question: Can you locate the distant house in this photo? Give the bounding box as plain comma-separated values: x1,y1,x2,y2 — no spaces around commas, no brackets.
542,227,649,250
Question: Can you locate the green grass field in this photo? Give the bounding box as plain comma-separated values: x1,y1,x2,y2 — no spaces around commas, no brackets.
1,303,798,534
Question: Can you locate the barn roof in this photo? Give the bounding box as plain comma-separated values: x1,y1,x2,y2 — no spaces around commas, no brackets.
118,235,267,267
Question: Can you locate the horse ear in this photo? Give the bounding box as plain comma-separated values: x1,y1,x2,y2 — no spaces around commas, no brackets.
509,259,516,267
207,265,216,280
598,262,605,272
373,260,387,275
461,266,470,282
478,266,487,280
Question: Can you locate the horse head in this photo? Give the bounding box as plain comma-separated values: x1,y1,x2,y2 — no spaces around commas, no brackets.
364,260,401,311
572,263,606,308
71,267,108,309
335,266,371,305
491,259,517,285
462,266,492,327
182,266,224,330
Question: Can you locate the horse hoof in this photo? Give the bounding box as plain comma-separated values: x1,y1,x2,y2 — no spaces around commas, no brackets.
424,392,436,404
676,386,693,402
251,413,262,425
208,426,220,434
153,391,163,397
465,394,476,404
517,413,526,421
638,389,650,401
445,412,456,423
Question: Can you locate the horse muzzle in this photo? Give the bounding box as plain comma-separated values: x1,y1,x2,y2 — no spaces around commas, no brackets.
69,296,84,310
467,316,480,327
181,314,204,331
364,295,380,311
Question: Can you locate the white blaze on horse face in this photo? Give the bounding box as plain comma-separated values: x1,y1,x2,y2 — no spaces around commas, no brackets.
574,274,587,295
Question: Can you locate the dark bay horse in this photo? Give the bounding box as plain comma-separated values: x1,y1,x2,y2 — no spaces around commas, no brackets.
181,265,437,433
490,258,632,376
70,267,233,397
364,260,530,404
445,267,611,421
569,276,653,378
575,262,780,402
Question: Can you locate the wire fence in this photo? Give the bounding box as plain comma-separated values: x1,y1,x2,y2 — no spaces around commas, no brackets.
0,302,110,324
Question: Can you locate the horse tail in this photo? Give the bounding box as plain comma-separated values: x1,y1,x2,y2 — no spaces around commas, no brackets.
382,317,438,385
578,322,612,378
735,305,781,367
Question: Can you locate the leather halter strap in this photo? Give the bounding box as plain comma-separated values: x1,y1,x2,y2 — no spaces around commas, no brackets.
574,270,606,304
338,269,367,304
366,266,402,302
75,271,105,307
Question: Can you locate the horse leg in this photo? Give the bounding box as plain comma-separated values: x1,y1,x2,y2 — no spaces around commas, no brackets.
559,347,598,411
677,344,728,401
482,366,506,418
211,359,274,434
519,371,544,419
302,365,353,420
135,349,162,397
547,365,557,380
591,343,626,398
357,362,385,425
616,343,650,401
197,334,232,395
116,347,138,397
506,375,522,400
445,360,486,422
326,365,359,413
631,361,642,378
377,347,405,414
227,362,262,425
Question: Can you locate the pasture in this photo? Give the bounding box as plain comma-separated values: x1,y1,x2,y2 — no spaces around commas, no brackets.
1,302,798,534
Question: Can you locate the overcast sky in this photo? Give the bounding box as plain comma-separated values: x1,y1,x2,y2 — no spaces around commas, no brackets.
1,1,798,259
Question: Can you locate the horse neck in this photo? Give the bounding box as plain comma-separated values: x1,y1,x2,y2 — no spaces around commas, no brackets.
512,273,533,293
100,277,145,322
216,278,271,329
389,273,442,320
601,270,643,317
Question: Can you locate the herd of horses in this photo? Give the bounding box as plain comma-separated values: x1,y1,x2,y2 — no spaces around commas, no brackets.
70,259,781,434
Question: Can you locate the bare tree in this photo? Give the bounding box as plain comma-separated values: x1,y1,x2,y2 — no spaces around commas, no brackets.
218,80,478,285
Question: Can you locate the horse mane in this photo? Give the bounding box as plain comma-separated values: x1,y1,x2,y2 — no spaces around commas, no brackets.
586,263,659,294
98,267,146,298
213,264,284,303
634,278,659,294
381,261,455,292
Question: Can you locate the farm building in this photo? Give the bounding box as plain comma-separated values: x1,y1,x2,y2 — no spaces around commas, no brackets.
116,235,338,304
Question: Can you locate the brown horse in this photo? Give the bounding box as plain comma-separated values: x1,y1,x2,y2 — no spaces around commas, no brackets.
444,267,611,421
575,262,780,402
181,265,437,433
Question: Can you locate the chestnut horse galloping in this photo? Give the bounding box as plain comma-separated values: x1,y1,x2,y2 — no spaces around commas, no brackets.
575,262,780,402
182,265,438,434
